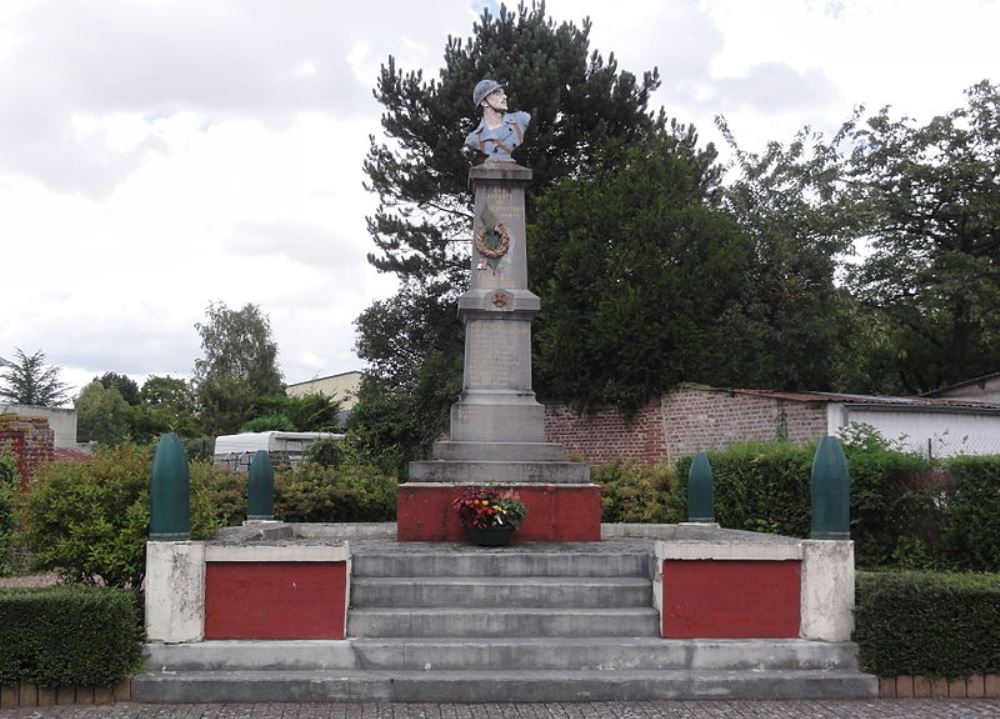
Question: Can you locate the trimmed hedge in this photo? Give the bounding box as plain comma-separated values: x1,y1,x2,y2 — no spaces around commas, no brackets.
593,460,684,524
943,456,1000,572
676,442,813,536
0,585,142,687
674,437,950,568
855,571,1000,678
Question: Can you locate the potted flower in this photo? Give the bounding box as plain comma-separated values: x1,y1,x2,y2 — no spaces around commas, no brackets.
453,487,527,546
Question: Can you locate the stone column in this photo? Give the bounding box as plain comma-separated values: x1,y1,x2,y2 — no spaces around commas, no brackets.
408,159,586,477
399,160,597,540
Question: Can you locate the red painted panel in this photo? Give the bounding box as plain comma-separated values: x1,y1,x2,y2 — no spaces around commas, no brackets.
396,484,601,542
662,560,801,638
204,562,347,639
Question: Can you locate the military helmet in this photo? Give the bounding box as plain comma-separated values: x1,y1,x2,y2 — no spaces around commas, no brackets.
473,79,504,108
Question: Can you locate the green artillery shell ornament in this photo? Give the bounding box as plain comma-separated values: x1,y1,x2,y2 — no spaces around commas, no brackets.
474,205,510,272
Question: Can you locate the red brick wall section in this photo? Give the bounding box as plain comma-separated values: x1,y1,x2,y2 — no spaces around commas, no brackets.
544,399,665,464
0,414,54,488
543,389,828,464
661,389,827,461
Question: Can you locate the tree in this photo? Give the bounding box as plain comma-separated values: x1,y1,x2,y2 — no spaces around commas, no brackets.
354,3,689,463
529,133,750,413
193,302,284,436
715,120,857,392
95,371,141,406
194,302,283,396
846,80,1000,392
364,3,666,287
75,381,131,445
0,349,69,407
137,375,199,438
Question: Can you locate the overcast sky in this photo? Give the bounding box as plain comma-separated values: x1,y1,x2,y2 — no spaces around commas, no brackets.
2,0,997,401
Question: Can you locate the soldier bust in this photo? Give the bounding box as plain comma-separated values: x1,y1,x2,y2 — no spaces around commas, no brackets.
465,79,531,160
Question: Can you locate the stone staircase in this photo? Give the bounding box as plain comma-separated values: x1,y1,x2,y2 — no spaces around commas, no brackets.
134,541,877,702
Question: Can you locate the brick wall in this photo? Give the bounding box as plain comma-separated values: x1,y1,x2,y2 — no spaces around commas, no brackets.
544,399,665,464
662,389,828,460
0,414,55,487
543,389,829,464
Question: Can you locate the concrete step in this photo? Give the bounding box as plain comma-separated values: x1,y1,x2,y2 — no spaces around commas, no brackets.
408,460,590,484
431,440,567,462
350,576,652,608
350,549,652,578
143,639,861,673
351,638,862,672
347,607,661,638
132,668,878,703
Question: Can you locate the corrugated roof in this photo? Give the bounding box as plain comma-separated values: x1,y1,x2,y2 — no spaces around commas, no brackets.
696,387,1000,411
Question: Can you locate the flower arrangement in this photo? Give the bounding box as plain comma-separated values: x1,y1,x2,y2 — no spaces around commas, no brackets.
453,486,527,530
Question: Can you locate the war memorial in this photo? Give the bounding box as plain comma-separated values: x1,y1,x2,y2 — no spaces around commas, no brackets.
135,80,875,703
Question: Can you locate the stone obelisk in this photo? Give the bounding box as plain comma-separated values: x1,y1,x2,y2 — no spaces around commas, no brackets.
397,80,598,541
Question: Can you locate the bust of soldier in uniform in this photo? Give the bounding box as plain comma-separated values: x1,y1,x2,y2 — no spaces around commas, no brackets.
465,79,531,160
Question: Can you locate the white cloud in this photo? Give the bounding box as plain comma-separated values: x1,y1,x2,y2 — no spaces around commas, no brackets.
2,0,998,400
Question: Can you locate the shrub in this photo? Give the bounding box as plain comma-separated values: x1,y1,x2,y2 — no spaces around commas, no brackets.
676,442,813,536
675,435,945,568
840,425,939,567
0,450,17,576
241,414,295,433
0,585,142,687
942,456,1000,572
854,571,1000,678
16,442,238,588
275,461,396,522
306,437,345,468
593,460,684,523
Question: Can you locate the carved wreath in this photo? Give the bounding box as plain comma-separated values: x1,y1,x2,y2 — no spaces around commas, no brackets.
474,221,510,259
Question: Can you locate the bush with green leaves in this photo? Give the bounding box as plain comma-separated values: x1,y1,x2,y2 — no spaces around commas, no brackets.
855,571,1000,678
676,442,813,536
306,437,344,468
0,585,142,687
0,450,18,576
275,461,395,522
594,460,684,524
942,456,1000,572
838,424,939,567
16,442,238,588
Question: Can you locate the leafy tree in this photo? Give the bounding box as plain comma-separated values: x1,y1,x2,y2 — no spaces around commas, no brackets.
530,133,750,412
136,375,200,439
0,348,69,407
95,371,141,406
364,2,666,287
193,302,284,436
253,393,343,432
75,381,130,445
355,3,684,464
715,120,857,392
846,80,1000,392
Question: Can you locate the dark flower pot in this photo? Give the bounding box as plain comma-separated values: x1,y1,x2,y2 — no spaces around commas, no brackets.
465,525,516,547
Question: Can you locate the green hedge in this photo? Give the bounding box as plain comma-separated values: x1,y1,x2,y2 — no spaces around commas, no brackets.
274,461,396,522
942,457,1000,572
674,437,949,568
855,571,1000,678
593,460,684,523
676,442,813,536
0,450,17,576
0,585,142,687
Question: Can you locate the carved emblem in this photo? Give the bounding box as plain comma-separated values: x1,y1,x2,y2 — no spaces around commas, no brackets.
474,204,510,272
491,291,509,309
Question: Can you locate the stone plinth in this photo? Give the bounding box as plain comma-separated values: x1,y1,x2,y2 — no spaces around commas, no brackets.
398,160,597,541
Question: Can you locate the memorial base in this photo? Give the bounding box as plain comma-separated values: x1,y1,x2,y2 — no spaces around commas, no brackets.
396,482,601,542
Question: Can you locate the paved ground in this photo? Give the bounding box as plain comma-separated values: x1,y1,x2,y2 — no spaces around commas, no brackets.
2,701,1000,718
